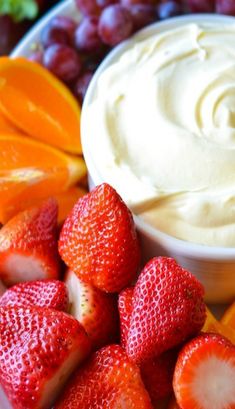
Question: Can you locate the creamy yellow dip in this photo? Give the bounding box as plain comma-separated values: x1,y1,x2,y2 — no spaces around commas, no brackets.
83,22,235,247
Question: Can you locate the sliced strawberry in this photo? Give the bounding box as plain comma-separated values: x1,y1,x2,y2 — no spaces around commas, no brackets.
118,286,134,349
0,279,68,311
55,344,153,409
0,198,60,285
59,183,141,292
173,333,235,409
126,257,206,364
0,306,91,409
65,270,119,349
118,285,178,401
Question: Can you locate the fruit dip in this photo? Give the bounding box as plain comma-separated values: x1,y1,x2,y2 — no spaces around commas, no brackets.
83,20,235,247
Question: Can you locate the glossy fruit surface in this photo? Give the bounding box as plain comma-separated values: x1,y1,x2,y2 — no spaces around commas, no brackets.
0,279,68,311
126,257,206,364
55,345,153,409
59,183,140,293
98,5,133,46
173,333,235,409
0,306,91,409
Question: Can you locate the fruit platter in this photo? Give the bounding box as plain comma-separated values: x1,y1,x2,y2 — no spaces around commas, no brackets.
0,0,235,408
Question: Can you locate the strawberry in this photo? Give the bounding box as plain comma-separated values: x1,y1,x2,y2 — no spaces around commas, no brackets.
0,306,91,409
55,344,153,409
126,257,206,364
0,198,60,286
65,270,119,349
173,333,235,409
59,183,141,293
118,286,134,349
118,285,178,401
140,349,179,402
0,279,68,311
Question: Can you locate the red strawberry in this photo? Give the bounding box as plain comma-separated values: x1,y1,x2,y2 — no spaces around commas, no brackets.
118,286,134,349
118,285,178,401
141,349,179,402
126,257,206,364
59,183,141,293
65,270,119,349
0,279,68,311
0,198,60,286
55,344,153,409
0,306,91,409
173,333,235,409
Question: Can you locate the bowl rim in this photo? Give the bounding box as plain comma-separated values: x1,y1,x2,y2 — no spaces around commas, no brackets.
82,13,235,259
11,0,75,58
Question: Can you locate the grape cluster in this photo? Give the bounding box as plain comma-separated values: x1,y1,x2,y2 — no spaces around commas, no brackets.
29,0,235,104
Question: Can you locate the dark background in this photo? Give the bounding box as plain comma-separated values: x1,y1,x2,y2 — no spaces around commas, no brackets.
0,0,60,55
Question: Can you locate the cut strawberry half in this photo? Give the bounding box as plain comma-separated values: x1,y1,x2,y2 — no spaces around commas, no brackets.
0,306,91,409
65,270,119,349
173,333,235,409
0,279,68,311
0,198,60,285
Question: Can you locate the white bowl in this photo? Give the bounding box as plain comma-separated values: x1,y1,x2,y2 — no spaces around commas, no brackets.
82,13,235,304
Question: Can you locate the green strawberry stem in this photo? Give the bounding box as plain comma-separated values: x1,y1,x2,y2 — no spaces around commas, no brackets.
0,0,39,22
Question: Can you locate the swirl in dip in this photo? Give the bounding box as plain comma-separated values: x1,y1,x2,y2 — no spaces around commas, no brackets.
83,21,235,247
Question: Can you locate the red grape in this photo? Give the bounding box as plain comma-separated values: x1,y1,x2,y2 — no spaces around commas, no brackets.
74,71,94,103
51,15,77,42
216,0,235,15
126,5,157,31
98,5,134,46
74,16,102,52
43,44,82,82
41,24,70,48
187,0,215,12
157,1,183,19
75,0,117,16
121,0,153,6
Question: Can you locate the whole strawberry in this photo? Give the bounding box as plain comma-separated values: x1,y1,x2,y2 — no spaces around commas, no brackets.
0,198,60,285
0,279,68,311
0,306,91,409
118,285,178,401
59,183,140,293
55,344,153,409
126,257,206,364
